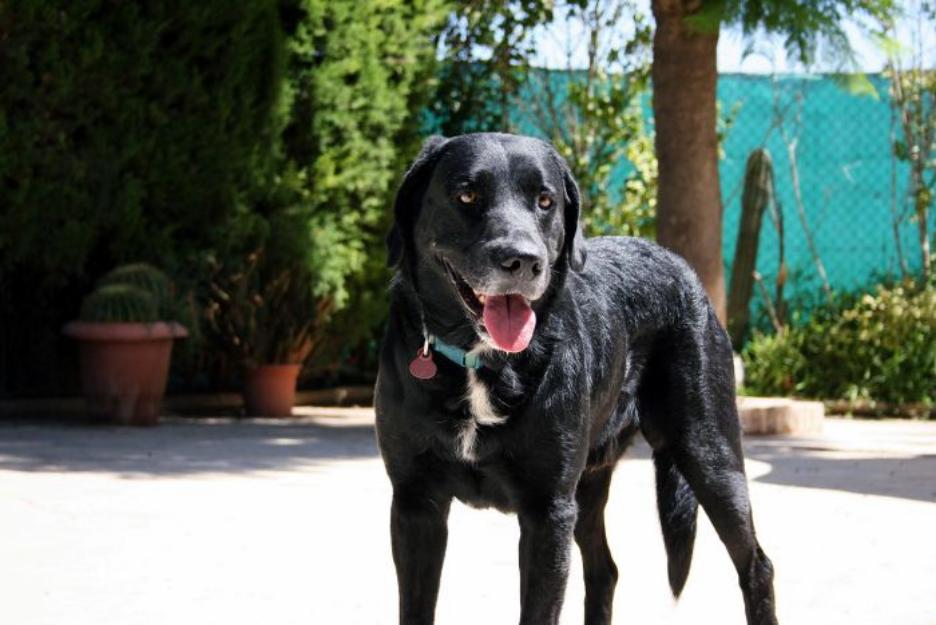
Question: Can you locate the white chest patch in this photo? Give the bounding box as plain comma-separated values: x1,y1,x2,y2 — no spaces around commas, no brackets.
466,368,505,426
456,345,507,462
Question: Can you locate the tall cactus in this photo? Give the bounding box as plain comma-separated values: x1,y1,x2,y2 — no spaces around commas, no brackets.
727,148,775,347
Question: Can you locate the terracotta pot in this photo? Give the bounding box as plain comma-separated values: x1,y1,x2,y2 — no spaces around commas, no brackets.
62,321,188,426
243,364,301,417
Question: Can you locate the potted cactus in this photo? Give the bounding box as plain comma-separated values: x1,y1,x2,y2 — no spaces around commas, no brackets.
63,264,188,425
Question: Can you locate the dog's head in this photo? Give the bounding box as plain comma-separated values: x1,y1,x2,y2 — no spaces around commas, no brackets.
387,133,586,353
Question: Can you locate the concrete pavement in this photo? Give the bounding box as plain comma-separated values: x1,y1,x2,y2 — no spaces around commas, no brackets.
1,410,934,625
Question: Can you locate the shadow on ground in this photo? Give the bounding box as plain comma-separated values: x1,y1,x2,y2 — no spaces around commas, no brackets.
621,437,936,503
2,416,934,503
0,418,379,477
743,440,936,503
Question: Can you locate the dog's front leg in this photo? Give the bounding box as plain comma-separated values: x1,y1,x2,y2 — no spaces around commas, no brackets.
390,490,451,625
517,496,578,625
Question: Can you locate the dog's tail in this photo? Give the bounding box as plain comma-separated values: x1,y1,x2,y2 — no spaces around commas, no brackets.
653,451,699,598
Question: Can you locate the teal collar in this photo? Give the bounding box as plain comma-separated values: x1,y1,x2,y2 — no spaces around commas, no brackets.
429,336,484,370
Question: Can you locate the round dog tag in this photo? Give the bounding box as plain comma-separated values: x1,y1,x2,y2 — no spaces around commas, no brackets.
409,349,437,380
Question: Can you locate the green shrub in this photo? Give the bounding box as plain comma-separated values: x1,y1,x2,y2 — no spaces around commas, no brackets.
229,0,447,379
0,0,446,393
202,212,326,367
277,0,446,312
0,0,284,284
743,280,936,407
0,0,284,394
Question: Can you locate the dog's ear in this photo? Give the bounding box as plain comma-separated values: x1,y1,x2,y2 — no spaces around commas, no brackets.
558,157,587,272
387,135,448,268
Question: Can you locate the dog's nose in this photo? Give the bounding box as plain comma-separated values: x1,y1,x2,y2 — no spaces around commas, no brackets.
493,246,543,279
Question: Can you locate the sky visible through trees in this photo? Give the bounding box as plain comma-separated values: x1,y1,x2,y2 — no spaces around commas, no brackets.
526,0,935,72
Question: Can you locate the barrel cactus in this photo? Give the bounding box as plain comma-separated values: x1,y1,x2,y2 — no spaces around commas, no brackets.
67,264,187,426
79,284,160,323
97,263,174,317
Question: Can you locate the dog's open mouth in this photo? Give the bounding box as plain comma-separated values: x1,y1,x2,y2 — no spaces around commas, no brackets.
442,260,536,353
443,260,485,317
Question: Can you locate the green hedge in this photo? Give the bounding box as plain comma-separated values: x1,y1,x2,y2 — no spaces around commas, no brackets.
0,0,446,394
743,279,936,409
0,0,285,394
278,0,444,310
0,1,283,282
240,0,445,381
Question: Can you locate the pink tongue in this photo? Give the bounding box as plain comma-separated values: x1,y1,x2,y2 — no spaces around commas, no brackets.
482,294,536,352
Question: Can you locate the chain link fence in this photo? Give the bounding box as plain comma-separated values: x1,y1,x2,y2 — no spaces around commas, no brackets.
719,74,933,325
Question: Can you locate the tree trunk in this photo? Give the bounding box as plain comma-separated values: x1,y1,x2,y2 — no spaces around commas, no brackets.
651,0,726,323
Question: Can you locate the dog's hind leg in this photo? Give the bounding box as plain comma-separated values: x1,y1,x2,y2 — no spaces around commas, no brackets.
668,431,777,625
574,467,618,625
641,310,778,625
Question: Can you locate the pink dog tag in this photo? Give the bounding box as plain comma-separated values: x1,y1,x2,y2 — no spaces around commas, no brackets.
408,349,437,380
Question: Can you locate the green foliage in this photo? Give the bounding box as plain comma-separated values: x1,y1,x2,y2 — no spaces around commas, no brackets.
689,0,897,65
0,0,285,286
575,111,657,238
282,0,445,310
203,214,326,367
428,0,555,134
197,0,446,372
0,0,285,393
0,0,447,392
879,2,935,279
437,1,658,237
526,2,656,237
829,73,880,99
743,279,936,407
79,285,159,324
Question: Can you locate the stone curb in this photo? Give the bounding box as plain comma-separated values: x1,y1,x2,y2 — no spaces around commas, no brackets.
738,396,825,436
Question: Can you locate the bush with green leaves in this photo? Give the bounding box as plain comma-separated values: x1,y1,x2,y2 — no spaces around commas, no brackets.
0,0,446,393
0,0,284,285
525,2,655,238
251,0,446,375
281,0,445,306
426,0,555,135
202,214,324,368
0,0,284,394
430,1,657,238
743,279,936,408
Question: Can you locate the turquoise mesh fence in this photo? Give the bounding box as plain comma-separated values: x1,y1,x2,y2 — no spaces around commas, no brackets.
501,73,934,304
718,74,932,310
425,71,933,320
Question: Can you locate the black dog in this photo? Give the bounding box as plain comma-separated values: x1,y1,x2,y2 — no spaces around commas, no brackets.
375,133,777,625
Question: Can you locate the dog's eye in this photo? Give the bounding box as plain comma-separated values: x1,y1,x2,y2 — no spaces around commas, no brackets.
537,193,554,210
457,191,478,205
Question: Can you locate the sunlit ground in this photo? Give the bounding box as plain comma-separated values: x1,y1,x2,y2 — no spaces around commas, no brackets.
1,410,933,625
